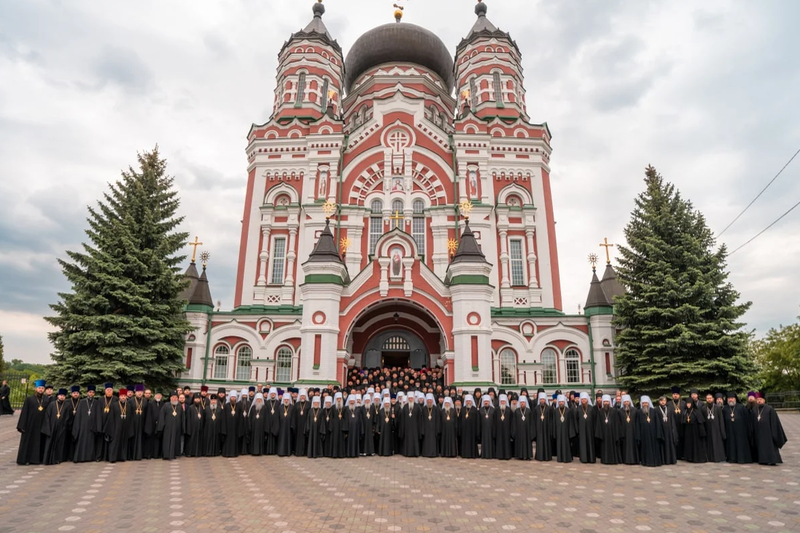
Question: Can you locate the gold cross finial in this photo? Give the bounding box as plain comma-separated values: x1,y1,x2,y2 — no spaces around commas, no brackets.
322,200,337,218
447,238,458,256
188,236,203,263
599,237,614,264
588,252,599,270
390,210,404,227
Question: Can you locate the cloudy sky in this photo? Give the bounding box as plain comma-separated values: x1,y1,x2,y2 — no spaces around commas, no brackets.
1,0,798,365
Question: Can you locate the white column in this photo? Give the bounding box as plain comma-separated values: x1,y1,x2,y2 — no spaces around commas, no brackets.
499,229,510,288
526,229,538,288
257,227,271,286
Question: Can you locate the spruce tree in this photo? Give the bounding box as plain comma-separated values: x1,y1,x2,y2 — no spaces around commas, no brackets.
46,148,191,389
614,165,756,395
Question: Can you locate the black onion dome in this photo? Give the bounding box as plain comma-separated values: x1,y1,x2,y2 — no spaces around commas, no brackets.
344,23,455,93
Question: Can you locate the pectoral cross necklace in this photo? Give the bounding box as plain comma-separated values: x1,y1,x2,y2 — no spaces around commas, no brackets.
104,396,112,414
36,395,44,412
756,406,764,422
135,397,143,415
71,397,79,415
558,406,566,423
55,400,64,419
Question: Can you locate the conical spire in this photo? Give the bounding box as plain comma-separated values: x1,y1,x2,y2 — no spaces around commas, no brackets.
451,220,488,264
306,218,344,264
281,1,341,54
457,1,517,54
179,261,200,302
584,268,611,309
599,263,625,304
189,265,214,308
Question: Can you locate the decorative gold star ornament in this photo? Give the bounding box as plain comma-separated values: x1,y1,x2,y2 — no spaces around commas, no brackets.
322,200,337,219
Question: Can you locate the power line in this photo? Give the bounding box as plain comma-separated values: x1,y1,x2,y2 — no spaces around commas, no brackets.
728,198,800,256
717,147,800,237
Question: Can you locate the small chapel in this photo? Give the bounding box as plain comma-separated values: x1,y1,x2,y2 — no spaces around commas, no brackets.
178,1,623,392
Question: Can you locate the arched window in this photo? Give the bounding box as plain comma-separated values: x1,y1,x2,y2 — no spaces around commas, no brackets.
369,200,383,255
295,73,306,106
412,199,425,255
235,346,252,381
213,345,229,380
493,72,505,107
541,348,557,384
320,79,329,110
276,347,293,383
500,349,516,385
566,348,581,383
391,200,404,230
359,106,367,125
469,77,478,108
383,336,410,351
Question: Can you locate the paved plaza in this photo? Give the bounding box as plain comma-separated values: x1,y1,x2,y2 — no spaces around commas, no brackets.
0,413,798,533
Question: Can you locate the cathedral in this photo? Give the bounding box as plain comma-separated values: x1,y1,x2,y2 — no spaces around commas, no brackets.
178,1,623,393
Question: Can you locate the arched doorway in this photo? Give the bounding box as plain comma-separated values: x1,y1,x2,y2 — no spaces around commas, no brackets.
346,299,445,370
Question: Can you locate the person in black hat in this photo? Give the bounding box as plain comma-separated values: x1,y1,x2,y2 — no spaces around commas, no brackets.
104,388,133,463
669,386,686,458
681,396,707,463
144,389,164,459
185,393,205,457
701,392,726,462
42,388,70,465
159,390,185,460
752,393,787,465
62,385,82,460
722,392,752,464
204,394,223,457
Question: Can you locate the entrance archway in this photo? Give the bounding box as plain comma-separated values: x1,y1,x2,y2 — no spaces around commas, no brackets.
347,299,444,370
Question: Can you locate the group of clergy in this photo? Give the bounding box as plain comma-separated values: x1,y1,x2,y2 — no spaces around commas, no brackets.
15,379,787,467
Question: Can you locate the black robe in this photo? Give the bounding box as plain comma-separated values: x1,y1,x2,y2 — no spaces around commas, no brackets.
701,403,726,462
618,408,639,465
636,407,663,467
219,401,243,457
41,399,70,464
0,384,14,415
203,404,223,457
246,405,268,456
479,405,495,459
494,406,513,460
95,396,117,461
655,404,679,465
533,403,553,461
144,399,163,459
420,405,441,457
325,406,347,458
264,399,281,455
103,400,133,462
158,402,185,460
239,396,253,455
511,407,534,460
277,403,294,457
376,406,396,456
305,406,326,458
372,402,382,452
71,397,98,463
681,406,707,463
439,407,458,457
552,406,576,463
752,404,787,465
575,405,596,463
361,404,376,455
184,403,205,457
595,407,622,465
669,398,687,458
723,403,752,463
460,406,479,458
398,403,422,457
127,396,147,461
63,397,80,461
343,405,364,457
392,403,404,452
292,400,310,456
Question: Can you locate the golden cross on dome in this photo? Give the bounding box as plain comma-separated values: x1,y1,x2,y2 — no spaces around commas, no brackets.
187,236,203,263
599,237,614,264
393,2,405,22
390,210,404,228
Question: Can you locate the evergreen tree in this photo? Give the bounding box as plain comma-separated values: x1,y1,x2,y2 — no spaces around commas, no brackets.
0,334,5,373
46,148,191,390
614,165,756,395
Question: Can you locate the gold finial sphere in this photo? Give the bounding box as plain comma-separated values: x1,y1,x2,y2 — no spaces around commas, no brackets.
322,200,337,218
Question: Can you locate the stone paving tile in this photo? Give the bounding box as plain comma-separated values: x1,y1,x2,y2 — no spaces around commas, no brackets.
0,413,799,532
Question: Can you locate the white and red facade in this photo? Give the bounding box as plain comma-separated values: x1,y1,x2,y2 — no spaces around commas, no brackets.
180,2,619,393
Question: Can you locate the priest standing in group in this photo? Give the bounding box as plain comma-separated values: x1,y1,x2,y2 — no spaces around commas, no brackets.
494,394,513,460
574,392,596,463
595,395,621,465
534,392,553,461
71,385,97,463
702,393,726,462
104,388,133,463
16,380,49,465
752,393,787,465
41,388,70,465
159,391,185,460
292,389,310,456
637,396,663,467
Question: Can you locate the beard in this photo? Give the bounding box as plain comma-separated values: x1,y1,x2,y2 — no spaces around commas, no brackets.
171,400,178,406
255,403,263,411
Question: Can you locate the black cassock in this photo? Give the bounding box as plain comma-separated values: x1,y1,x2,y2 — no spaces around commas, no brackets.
511,407,534,460
701,403,726,462
669,398,687,458
636,408,663,467
681,407,707,463
376,406,396,456
343,405,364,457
723,403,752,463
292,400,310,456
361,405,376,456
595,407,622,465
41,399,69,464
239,397,253,455
552,406,576,463
305,407,326,458
533,404,553,461
159,403,185,460
479,405,495,459
0,384,14,415
63,397,80,461
752,404,787,465
326,407,347,458
574,405,596,463
127,397,147,461
392,403,404,452
420,405,441,457
618,408,639,465
460,406,479,458
185,403,205,457
494,406,513,460
71,397,97,463
439,407,458,457
264,400,281,455
246,406,268,456
654,404,679,465
371,403,382,452
399,403,422,457
104,400,134,462
94,396,117,461
203,404,223,457
277,403,294,457
220,401,243,458
144,399,163,459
